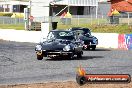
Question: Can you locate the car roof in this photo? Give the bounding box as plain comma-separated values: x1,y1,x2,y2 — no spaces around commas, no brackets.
71,27,89,29
50,29,72,32
70,27,90,32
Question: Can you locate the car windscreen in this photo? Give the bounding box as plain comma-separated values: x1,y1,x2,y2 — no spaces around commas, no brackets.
47,31,75,40
72,28,91,35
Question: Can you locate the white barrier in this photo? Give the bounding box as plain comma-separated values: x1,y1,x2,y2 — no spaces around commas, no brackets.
0,29,119,48
41,22,49,38
0,29,45,43
92,33,118,48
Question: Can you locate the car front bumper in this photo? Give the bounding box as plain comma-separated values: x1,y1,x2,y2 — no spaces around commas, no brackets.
36,50,73,57
83,43,97,47
47,51,73,57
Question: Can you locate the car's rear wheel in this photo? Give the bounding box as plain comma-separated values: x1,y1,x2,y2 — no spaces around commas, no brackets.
92,45,96,50
37,54,43,60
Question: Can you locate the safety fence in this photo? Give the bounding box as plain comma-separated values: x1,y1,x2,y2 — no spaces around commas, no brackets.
0,15,132,26
0,16,24,24
39,15,132,25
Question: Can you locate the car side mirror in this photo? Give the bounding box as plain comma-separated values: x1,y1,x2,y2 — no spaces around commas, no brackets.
40,38,46,43
85,33,90,37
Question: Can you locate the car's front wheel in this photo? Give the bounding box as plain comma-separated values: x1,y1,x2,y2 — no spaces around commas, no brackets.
37,54,43,60
68,53,74,59
91,45,96,50
77,51,83,58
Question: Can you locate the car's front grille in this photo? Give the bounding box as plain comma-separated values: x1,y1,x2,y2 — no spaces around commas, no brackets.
45,50,61,52
45,51,72,56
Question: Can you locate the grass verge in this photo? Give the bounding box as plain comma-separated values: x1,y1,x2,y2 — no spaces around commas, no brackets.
57,24,132,34
0,24,132,34
0,24,24,30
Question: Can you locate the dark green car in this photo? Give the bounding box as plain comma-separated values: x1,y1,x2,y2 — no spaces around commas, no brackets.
35,30,83,60
69,27,98,50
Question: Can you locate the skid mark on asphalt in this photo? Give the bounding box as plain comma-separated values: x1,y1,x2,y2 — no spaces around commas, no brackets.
0,55,17,66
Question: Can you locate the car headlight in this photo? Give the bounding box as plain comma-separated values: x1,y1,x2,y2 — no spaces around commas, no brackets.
93,39,97,44
35,45,42,51
63,45,71,51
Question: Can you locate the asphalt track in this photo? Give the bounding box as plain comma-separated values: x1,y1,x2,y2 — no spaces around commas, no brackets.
0,40,132,85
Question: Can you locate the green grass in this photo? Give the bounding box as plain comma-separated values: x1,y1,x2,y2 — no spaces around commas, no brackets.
57,24,132,34
0,23,132,34
91,24,132,34
0,24,24,30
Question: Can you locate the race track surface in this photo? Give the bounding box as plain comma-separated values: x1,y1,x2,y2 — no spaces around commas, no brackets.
0,40,132,85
